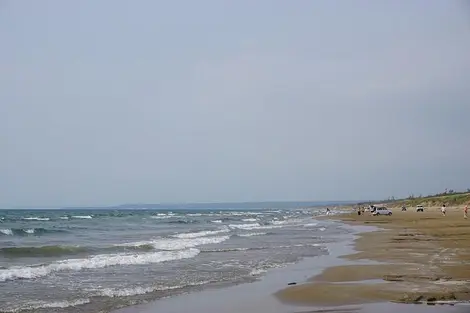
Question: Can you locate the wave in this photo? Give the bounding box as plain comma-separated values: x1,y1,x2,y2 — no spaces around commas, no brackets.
228,221,296,231
270,218,303,225
1,240,191,258
241,218,257,222
119,235,230,251
211,220,222,223
202,247,252,253
2,298,91,313
228,223,261,230
202,243,322,254
150,215,173,219
237,232,267,237
71,215,92,219
0,248,199,282
172,228,229,239
22,217,50,221
0,228,68,236
167,220,199,224
303,222,318,227
0,245,87,257
249,268,267,276
97,280,214,298
0,229,13,236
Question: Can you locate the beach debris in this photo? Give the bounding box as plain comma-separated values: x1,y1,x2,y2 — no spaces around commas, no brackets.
287,282,297,285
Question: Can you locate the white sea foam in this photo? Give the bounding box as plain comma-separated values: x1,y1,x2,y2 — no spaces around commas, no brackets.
3,298,91,312
151,236,229,250
24,229,35,234
0,248,199,282
211,220,222,223
173,228,229,239
119,235,230,251
72,215,92,219
99,286,155,297
228,221,290,231
238,232,267,237
249,268,267,276
98,280,214,297
242,218,257,222
272,218,303,225
59,216,69,220
228,223,260,230
303,222,319,227
150,215,173,219
22,217,50,221
0,229,13,236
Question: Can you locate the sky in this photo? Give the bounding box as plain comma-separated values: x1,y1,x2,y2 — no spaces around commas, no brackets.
1,0,470,207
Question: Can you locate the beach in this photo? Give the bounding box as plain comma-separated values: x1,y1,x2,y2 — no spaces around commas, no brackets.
277,206,470,307
118,206,470,313
0,205,345,313
2,205,469,313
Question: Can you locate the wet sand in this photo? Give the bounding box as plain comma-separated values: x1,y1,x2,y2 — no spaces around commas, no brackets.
112,222,379,313
277,208,470,306
114,217,469,313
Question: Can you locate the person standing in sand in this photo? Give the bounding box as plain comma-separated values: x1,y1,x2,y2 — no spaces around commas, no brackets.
464,205,468,219
441,204,447,216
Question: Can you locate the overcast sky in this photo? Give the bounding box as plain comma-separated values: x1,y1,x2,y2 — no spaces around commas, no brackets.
1,0,470,207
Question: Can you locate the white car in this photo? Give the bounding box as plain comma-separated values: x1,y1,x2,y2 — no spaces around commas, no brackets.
372,207,392,216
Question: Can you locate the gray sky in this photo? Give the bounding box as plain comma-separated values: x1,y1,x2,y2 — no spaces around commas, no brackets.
1,0,470,207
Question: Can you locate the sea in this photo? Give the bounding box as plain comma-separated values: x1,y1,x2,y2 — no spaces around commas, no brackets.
0,202,352,313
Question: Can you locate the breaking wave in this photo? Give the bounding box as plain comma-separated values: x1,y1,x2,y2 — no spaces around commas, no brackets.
22,217,50,221
71,215,92,219
0,228,68,236
0,245,87,257
0,248,200,282
119,235,230,251
2,298,91,313
237,232,267,237
172,228,230,239
97,280,215,298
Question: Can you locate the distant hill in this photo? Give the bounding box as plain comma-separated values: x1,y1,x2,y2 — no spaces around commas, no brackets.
108,200,357,210
360,192,470,208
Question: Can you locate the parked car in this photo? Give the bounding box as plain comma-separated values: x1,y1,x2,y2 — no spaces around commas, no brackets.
372,207,392,216
416,205,424,212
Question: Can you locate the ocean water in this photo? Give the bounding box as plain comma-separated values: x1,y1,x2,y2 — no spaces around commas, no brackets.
0,205,350,313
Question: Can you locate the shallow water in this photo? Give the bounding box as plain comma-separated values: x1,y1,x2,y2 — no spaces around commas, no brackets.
0,206,349,313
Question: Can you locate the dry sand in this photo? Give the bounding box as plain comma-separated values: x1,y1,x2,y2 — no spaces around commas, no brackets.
276,207,470,306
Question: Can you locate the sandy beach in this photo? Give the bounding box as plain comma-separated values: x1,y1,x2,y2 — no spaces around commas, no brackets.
115,210,470,313
277,206,470,306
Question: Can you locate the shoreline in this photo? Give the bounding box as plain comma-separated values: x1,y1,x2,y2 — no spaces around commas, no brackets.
113,213,470,313
112,219,375,313
277,208,470,307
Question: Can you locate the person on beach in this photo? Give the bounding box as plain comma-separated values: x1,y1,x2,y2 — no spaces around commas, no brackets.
464,205,468,219
441,204,447,216
326,208,330,215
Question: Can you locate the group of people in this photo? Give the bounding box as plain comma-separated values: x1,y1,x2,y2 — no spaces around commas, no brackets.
351,203,468,219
